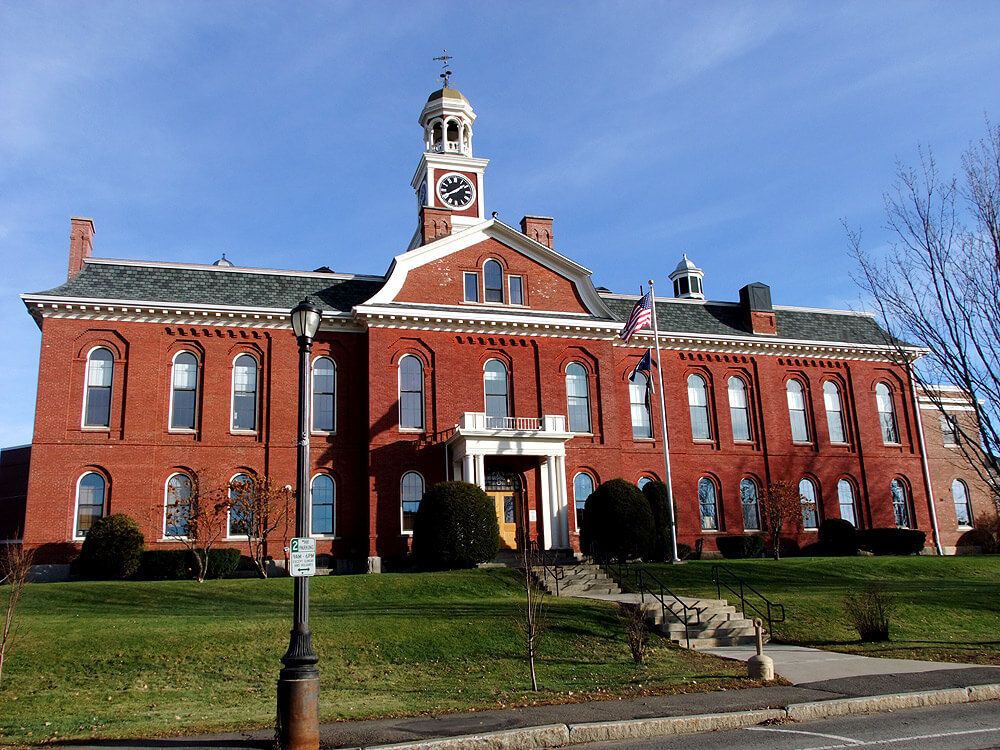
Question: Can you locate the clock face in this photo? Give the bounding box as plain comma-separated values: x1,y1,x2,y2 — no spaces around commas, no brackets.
436,173,476,209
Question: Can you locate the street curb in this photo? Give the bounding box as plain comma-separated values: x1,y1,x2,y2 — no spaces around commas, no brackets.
362,684,1000,750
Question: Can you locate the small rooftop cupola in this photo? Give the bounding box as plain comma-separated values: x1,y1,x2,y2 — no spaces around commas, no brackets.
669,254,705,299
212,253,233,267
420,87,476,157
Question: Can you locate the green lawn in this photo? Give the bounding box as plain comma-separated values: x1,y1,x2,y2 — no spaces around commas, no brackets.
636,556,1000,663
0,569,748,746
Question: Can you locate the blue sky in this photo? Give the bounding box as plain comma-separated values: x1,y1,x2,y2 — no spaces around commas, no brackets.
3,1,1000,446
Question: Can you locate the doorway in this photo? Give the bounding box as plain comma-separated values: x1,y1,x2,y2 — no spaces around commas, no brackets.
486,468,522,550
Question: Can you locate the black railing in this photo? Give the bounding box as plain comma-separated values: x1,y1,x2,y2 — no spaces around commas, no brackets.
635,568,700,649
711,564,785,635
527,541,564,596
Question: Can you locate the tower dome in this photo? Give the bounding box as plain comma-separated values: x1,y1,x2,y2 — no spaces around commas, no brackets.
419,86,477,157
669,254,705,299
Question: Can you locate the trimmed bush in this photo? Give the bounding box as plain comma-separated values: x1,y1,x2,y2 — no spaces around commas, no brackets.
715,534,765,559
582,479,653,563
138,550,188,580
198,548,241,578
413,481,500,570
77,513,145,580
857,528,926,556
676,543,694,560
819,518,859,556
642,481,673,562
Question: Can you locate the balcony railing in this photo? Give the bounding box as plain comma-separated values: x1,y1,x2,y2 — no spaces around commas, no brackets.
456,412,567,433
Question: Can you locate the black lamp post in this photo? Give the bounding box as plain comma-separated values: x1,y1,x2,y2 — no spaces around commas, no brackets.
277,298,322,750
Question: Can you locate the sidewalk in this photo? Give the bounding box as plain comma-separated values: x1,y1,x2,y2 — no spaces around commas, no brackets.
56,660,1000,749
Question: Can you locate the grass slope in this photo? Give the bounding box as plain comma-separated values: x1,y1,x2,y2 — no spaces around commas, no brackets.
0,568,746,745
639,557,1000,663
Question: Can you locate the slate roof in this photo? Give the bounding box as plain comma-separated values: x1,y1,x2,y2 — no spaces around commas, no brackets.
28,262,385,313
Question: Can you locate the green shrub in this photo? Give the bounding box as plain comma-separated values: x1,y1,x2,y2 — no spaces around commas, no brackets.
844,581,895,641
77,513,145,579
583,479,653,563
857,528,926,555
677,543,695,560
412,481,500,570
642,481,673,562
138,550,188,580
200,548,241,578
715,534,765,559
819,519,859,556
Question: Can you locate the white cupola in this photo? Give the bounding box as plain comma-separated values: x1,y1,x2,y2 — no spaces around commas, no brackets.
669,254,705,299
419,86,476,157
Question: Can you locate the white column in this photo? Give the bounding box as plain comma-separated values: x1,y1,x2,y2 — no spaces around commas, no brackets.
539,458,553,550
463,455,475,484
555,454,570,548
546,457,561,548
474,454,486,490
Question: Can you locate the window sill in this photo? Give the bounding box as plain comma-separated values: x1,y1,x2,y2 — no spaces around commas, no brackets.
791,441,813,447
230,430,258,436
81,426,111,432
692,438,714,444
311,430,337,437
310,534,338,540
158,536,189,542
168,428,197,435
700,528,719,534
401,531,414,537
882,442,903,447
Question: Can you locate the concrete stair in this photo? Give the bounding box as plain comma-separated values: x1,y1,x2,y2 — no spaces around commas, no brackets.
535,561,621,597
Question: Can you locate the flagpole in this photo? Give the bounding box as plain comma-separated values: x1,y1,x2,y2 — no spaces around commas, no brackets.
648,280,681,563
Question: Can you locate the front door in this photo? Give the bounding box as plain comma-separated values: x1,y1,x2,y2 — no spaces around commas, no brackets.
486,468,522,550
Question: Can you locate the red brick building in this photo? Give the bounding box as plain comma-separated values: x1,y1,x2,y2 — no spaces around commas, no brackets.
18,85,968,574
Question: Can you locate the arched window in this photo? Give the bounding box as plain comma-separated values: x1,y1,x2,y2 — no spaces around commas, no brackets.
688,374,711,440
573,472,595,532
401,471,424,534
312,357,336,432
629,372,652,438
728,377,751,442
75,472,106,537
823,381,846,444
740,478,760,531
952,479,972,527
698,477,719,530
164,473,193,537
311,474,335,536
484,260,504,303
891,478,911,528
228,473,254,537
566,363,591,433
786,379,810,442
876,383,899,444
637,476,653,491
484,359,509,427
398,356,424,430
84,347,114,428
232,355,258,431
799,478,819,529
837,478,858,527
170,352,199,430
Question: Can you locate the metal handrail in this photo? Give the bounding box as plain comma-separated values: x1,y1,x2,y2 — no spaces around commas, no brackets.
527,541,564,596
711,564,785,635
634,567,701,649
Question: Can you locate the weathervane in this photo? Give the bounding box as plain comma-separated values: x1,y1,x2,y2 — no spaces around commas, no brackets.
433,50,453,87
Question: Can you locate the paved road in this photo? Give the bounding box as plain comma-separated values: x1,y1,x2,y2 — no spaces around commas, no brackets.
571,700,1000,749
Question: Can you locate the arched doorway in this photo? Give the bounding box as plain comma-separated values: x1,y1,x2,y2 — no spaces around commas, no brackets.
486,468,523,550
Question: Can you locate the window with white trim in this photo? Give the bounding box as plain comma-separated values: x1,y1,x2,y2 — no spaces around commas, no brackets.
941,415,959,446
232,355,258,431
728,377,751,442
799,478,819,530
398,355,424,430
952,479,972,527
311,474,335,536
401,471,424,534
312,357,336,432
740,478,760,531
164,472,193,537
464,272,479,302
484,359,509,427
837,478,858,527
484,260,504,303
566,363,591,433
509,275,524,305
84,347,114,428
574,472,595,532
688,374,711,440
823,381,846,444
228,473,254,537
75,472,106,538
876,383,899,444
629,372,652,438
698,477,719,530
170,352,199,430
891,478,911,528
786,379,810,442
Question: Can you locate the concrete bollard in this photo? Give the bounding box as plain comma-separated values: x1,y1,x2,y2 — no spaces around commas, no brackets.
747,618,774,680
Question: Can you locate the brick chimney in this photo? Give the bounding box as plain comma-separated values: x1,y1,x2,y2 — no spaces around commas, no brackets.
68,217,95,280
739,282,777,335
520,215,554,249
419,206,452,246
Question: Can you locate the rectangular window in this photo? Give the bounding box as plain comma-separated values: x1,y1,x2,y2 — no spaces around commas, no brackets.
629,376,652,438
509,276,524,305
464,272,479,302
941,415,959,446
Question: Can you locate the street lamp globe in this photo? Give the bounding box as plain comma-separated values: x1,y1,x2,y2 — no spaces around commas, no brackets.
291,298,322,342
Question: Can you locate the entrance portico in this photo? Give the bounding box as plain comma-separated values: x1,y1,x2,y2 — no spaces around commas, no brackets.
445,412,573,550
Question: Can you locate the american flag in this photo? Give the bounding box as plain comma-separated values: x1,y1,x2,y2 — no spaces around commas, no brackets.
619,291,652,342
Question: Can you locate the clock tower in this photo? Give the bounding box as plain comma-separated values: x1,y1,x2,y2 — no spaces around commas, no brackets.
409,84,489,247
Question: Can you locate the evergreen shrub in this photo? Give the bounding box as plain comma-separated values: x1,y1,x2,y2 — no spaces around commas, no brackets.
197,548,241,578
641,480,673,562
138,550,188,579
413,481,500,569
818,518,859,556
857,528,926,555
583,478,653,563
715,534,765,559
77,513,145,579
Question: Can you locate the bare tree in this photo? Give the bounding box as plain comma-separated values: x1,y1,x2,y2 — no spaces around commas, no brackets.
516,543,547,691
761,480,802,560
224,475,292,579
160,473,228,583
1,542,34,690
850,120,1000,512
